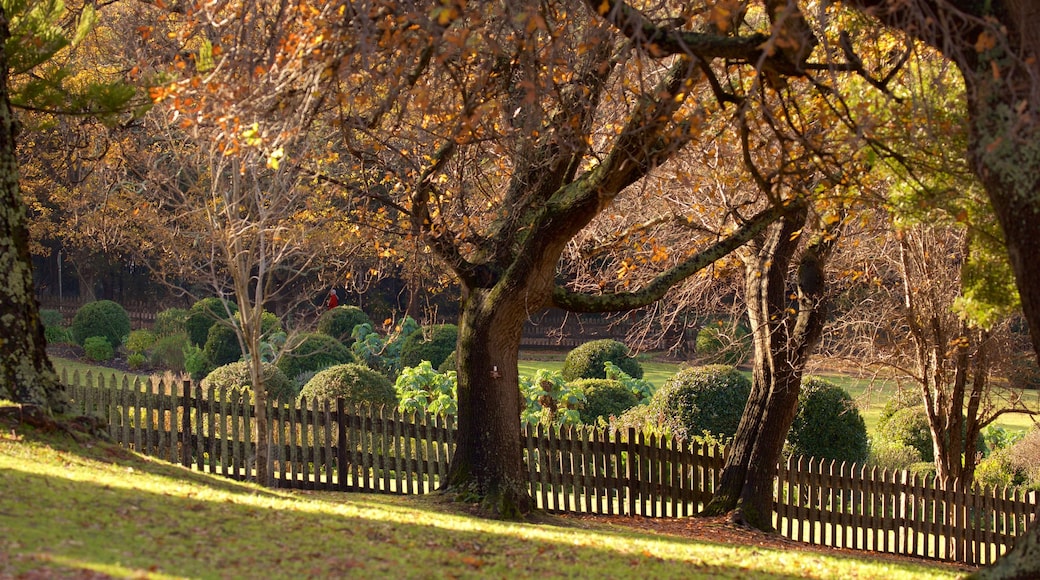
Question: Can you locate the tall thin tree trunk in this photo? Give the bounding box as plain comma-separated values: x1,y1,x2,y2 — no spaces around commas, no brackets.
0,6,64,412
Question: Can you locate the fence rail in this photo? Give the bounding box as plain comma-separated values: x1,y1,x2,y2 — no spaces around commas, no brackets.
62,370,1037,566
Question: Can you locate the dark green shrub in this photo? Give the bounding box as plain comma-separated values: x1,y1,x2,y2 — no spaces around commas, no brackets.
44,325,71,344
39,309,64,327
277,332,356,384
125,329,157,355
787,377,869,464
154,307,189,338
150,333,189,371
202,361,297,402
127,352,147,370
561,339,643,381
438,350,457,372
203,322,242,368
317,305,372,343
185,298,238,346
399,324,458,370
644,364,751,440
878,388,922,425
184,344,211,381
83,336,114,362
570,378,639,424
695,321,752,366
300,363,397,406
875,406,933,462
70,300,131,348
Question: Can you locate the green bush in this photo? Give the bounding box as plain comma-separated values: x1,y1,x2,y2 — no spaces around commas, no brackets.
39,309,64,327
438,350,457,372
561,339,643,381
868,438,923,471
317,305,372,343
153,307,189,338
642,364,751,441
83,336,114,362
127,352,147,370
185,298,238,346
570,378,639,425
399,324,458,370
125,329,157,355
695,321,752,366
787,377,869,464
878,388,922,425
203,322,242,368
300,363,397,407
184,344,210,381
202,361,297,402
874,406,933,462
277,333,356,384
44,325,71,344
70,300,131,348
150,333,190,371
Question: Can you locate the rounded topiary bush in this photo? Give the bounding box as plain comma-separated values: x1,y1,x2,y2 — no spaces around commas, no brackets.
875,406,933,463
154,307,189,338
398,324,458,370
561,339,643,381
787,377,869,464
277,332,356,384
83,335,114,361
438,350,457,373
646,364,751,440
317,305,372,343
695,321,752,366
185,298,238,347
570,378,639,424
203,322,242,368
300,363,397,406
202,361,297,402
71,300,131,348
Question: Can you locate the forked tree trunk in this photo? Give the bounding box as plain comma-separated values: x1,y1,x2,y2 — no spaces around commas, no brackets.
444,285,533,517
0,7,64,412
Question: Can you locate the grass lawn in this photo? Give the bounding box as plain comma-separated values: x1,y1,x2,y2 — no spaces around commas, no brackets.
0,412,963,580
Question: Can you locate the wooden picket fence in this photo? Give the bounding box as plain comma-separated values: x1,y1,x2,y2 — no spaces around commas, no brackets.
61,371,1037,566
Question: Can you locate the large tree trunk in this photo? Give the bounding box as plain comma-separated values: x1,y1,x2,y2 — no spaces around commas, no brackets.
444,285,533,517
0,7,64,412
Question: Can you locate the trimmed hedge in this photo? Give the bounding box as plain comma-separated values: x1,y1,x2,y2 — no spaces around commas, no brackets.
317,306,372,343
70,300,131,348
787,377,869,464
203,322,242,368
202,361,297,402
185,298,238,347
645,364,750,440
277,332,356,384
300,363,397,406
561,339,643,381
83,336,114,362
570,378,639,424
398,324,458,370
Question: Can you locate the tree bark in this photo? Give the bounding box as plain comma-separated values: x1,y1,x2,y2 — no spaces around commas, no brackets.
0,6,64,412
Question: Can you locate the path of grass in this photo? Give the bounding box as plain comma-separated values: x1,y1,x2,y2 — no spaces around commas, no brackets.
0,417,962,579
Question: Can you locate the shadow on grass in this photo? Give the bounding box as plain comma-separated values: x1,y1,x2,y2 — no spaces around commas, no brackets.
0,423,953,580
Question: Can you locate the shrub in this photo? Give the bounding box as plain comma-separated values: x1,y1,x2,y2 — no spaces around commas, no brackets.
70,300,131,348
153,307,189,338
203,322,242,368
278,332,356,384
438,350,457,372
150,333,189,371
202,361,297,402
561,339,643,381
786,377,869,464
44,325,71,344
878,388,922,425
570,378,639,425
395,361,457,417
317,306,372,343
874,406,933,462
642,364,751,441
185,298,237,346
695,321,752,366
399,324,458,370
300,363,397,407
868,438,923,471
39,309,64,327
127,352,147,370
83,336,114,362
184,344,211,381
125,329,157,355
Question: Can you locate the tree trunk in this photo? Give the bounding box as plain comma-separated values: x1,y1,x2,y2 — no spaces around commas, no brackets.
444,285,533,517
0,6,64,412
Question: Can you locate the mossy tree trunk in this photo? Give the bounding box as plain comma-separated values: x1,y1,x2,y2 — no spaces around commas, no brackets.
0,6,63,412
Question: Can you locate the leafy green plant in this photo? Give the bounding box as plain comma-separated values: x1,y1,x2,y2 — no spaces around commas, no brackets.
398,324,458,370
561,339,643,381
569,378,638,425
153,307,189,338
603,361,654,401
70,300,131,348
520,369,585,428
695,320,752,366
317,305,372,343
125,329,157,355
127,352,147,370
277,332,355,385
83,336,114,362
395,361,457,417
150,334,189,371
787,377,869,464
44,325,71,344
183,343,210,381
39,309,64,327
300,363,397,407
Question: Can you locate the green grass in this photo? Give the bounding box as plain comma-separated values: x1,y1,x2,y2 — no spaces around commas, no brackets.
0,416,962,579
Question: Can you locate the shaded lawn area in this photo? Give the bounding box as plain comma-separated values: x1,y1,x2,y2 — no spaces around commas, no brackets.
0,412,967,580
